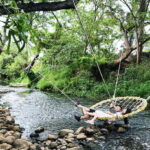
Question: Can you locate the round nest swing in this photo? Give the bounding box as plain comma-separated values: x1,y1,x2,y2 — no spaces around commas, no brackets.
90,96,147,120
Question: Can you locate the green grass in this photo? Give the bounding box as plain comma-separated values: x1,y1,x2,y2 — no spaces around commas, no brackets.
34,60,150,100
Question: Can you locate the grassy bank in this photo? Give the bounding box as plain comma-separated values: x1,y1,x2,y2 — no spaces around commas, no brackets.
0,53,149,100
34,60,150,100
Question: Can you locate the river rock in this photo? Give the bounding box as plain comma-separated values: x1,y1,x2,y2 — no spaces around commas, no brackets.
67,133,75,138
47,134,58,140
0,89,15,93
67,143,77,148
4,136,16,144
5,116,15,124
14,139,32,149
0,135,5,142
75,127,85,134
67,147,80,150
12,125,21,132
100,128,109,135
86,137,95,142
66,138,74,143
30,132,39,138
0,129,7,134
0,143,12,150
49,142,58,149
35,126,44,133
58,138,67,145
117,127,126,133
97,136,106,140
60,145,67,150
44,140,52,146
59,129,74,138
13,131,21,138
4,131,15,137
76,133,87,140
85,127,95,136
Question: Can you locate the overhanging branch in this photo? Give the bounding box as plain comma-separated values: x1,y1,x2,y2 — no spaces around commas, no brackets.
0,0,80,15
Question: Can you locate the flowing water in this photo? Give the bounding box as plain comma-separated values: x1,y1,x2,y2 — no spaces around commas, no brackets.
0,85,150,150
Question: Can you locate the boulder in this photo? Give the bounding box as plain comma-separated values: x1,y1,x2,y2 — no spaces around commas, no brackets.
35,126,44,133
59,129,74,138
0,143,12,150
76,133,87,140
47,134,58,140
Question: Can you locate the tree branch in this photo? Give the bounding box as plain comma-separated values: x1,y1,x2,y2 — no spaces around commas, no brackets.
0,0,80,15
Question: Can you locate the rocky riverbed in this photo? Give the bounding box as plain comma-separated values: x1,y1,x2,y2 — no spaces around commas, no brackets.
0,107,129,150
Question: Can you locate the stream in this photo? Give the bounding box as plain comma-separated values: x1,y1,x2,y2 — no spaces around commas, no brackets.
0,85,150,150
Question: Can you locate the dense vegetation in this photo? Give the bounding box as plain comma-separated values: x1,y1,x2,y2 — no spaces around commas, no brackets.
0,0,150,100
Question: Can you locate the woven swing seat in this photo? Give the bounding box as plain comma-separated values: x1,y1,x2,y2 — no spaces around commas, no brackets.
90,96,147,120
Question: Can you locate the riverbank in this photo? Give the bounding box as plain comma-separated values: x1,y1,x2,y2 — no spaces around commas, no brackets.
3,60,149,101
0,107,130,150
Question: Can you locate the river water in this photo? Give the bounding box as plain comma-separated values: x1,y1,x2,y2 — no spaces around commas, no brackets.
0,85,150,150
